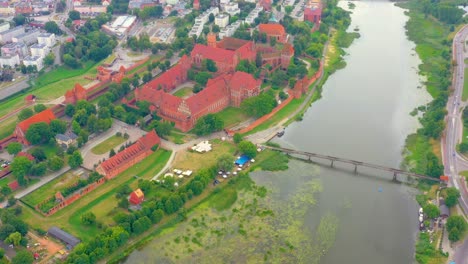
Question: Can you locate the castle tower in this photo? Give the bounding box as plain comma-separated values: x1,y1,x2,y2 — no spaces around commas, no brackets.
207,32,217,48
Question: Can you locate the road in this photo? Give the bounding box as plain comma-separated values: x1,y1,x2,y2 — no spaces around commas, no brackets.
442,24,468,264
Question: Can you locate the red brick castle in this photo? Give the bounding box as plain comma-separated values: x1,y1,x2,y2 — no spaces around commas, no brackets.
134,32,294,132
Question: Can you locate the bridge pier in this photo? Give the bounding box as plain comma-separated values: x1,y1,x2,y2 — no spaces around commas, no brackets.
330,160,334,167
393,172,398,182
354,165,357,174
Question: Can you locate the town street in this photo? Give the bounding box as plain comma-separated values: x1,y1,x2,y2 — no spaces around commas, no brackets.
441,24,468,264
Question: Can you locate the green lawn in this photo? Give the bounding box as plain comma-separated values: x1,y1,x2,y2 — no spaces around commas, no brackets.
460,171,468,181
215,107,249,128
0,61,101,121
173,87,193,98
91,135,126,155
19,149,172,242
0,116,16,140
463,68,468,101
21,171,77,206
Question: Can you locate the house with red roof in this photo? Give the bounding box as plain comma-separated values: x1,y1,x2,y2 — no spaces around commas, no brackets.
259,0,271,11
8,180,19,191
129,188,144,205
258,24,288,43
14,109,56,145
96,130,160,179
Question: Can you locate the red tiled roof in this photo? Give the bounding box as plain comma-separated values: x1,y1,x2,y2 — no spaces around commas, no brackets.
99,130,160,174
17,152,34,161
229,71,260,92
8,180,19,191
191,44,235,64
186,76,229,115
304,6,322,16
259,24,286,36
17,109,56,133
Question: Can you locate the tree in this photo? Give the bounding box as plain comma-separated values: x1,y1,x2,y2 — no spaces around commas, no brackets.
68,151,83,169
30,162,47,176
81,212,96,225
194,72,212,86
34,104,47,113
10,156,32,185
238,140,257,158
241,91,277,117
217,154,234,172
6,142,22,155
44,53,55,66
445,187,461,208
423,204,440,219
44,21,61,35
13,15,27,26
0,248,5,258
109,149,116,157
65,104,76,117
69,10,80,20
151,209,164,224
48,156,64,171
31,148,46,161
26,122,51,145
193,114,224,136
18,108,33,121
118,197,129,208
202,59,217,72
5,232,21,246
50,119,67,135
446,215,467,242
233,133,243,144
12,250,33,264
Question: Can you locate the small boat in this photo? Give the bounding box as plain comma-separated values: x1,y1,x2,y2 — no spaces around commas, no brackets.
277,130,285,137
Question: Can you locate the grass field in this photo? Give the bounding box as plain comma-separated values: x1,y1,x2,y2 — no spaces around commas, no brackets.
21,171,78,206
243,97,305,137
173,139,237,172
91,135,126,155
0,116,17,140
0,61,100,122
19,149,171,241
173,87,193,98
460,171,468,181
215,107,249,128
463,68,468,101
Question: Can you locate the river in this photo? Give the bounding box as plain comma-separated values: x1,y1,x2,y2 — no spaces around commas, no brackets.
267,1,432,263
123,1,431,263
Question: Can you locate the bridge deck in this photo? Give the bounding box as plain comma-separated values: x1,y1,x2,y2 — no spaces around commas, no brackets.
263,146,441,182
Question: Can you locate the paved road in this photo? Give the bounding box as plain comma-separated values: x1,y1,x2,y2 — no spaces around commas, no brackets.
442,25,468,264
0,78,30,101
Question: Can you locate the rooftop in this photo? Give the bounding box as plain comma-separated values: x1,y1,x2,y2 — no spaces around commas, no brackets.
48,227,81,248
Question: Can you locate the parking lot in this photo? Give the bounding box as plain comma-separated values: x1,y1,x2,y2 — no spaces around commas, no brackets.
143,21,176,44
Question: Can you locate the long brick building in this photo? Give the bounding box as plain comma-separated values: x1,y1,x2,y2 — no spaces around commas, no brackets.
134,35,292,132
96,130,160,179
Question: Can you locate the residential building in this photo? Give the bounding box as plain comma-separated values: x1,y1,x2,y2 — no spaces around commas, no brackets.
12,29,41,45
47,227,81,249
0,54,20,68
30,43,49,58
23,55,44,71
224,2,239,16
96,130,161,179
259,0,271,11
245,6,262,24
1,42,28,58
37,33,56,48
73,5,107,14
193,0,199,10
0,26,25,43
55,132,78,148
14,108,56,145
101,15,137,37
304,5,322,27
0,22,9,33
258,23,288,43
129,189,144,205
0,6,14,16
215,13,229,28
219,20,241,39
